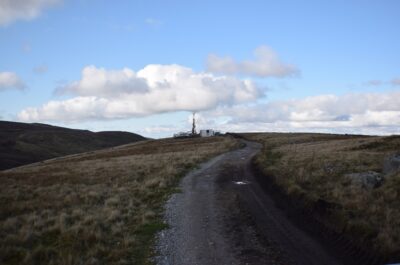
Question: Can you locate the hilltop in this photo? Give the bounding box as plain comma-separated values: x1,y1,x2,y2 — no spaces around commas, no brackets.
0,121,146,170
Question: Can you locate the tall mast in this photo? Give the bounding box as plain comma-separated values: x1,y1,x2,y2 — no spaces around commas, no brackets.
192,111,196,135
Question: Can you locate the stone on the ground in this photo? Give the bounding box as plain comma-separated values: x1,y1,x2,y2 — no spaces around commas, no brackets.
345,171,384,189
383,153,400,175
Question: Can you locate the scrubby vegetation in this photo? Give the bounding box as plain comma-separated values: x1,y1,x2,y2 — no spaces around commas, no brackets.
241,133,400,260
0,136,238,264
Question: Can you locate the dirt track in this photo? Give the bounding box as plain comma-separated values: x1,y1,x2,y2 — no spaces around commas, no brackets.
155,140,342,265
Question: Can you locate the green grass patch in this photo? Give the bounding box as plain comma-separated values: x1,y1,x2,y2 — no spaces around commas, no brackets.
132,221,169,265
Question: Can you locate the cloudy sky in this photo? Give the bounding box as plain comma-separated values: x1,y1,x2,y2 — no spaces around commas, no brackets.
1,0,399,137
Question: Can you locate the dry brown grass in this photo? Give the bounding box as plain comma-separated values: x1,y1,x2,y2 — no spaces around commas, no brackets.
241,133,400,258
0,136,239,265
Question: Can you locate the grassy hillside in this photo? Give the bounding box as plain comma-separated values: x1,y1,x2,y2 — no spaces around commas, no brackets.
0,136,239,264
0,121,146,170
241,133,400,261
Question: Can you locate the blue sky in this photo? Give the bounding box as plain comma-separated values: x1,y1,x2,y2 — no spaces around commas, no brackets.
1,0,399,137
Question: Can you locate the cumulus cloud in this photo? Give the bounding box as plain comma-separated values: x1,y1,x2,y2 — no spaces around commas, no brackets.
0,71,25,91
202,91,400,135
206,45,299,78
18,64,262,122
55,66,149,97
0,0,62,26
231,92,400,123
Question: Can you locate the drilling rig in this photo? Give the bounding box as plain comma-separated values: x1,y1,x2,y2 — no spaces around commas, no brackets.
191,112,197,136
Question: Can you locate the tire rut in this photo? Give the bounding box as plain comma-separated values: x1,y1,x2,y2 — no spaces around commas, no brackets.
155,140,342,265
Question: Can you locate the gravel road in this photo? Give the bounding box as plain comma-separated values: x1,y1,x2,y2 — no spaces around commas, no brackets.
155,140,342,265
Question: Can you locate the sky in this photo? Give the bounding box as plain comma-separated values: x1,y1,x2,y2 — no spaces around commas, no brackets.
0,0,399,138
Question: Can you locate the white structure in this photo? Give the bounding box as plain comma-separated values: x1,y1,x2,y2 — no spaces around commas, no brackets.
200,129,215,137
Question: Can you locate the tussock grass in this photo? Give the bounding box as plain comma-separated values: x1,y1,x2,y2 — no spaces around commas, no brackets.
241,133,400,258
0,136,238,264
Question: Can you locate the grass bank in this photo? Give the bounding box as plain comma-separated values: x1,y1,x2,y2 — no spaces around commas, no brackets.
0,136,239,264
241,133,400,263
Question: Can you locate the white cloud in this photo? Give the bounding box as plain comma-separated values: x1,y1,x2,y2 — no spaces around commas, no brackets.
55,65,149,97
201,91,400,135
18,64,262,122
0,71,25,91
206,45,299,78
0,0,62,26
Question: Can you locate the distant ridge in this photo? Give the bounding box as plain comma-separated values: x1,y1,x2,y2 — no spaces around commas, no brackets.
0,120,146,170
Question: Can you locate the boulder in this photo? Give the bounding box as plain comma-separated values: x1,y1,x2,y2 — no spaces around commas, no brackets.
345,171,384,189
383,153,400,175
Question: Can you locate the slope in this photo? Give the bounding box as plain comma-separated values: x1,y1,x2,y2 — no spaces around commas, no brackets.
0,121,146,170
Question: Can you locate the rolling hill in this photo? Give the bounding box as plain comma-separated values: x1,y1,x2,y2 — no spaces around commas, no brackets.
0,121,146,170
0,135,238,264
